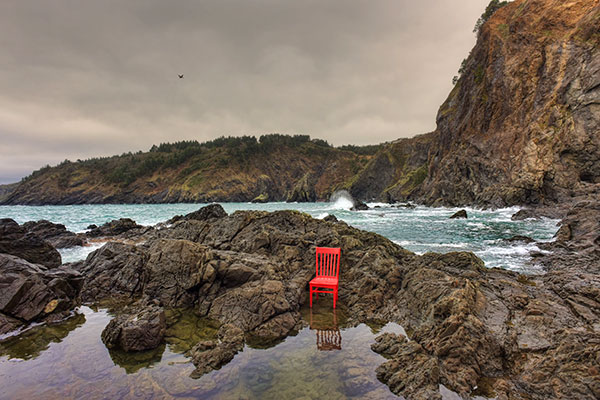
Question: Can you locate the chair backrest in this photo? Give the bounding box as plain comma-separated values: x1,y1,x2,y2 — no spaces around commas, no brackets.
315,247,341,279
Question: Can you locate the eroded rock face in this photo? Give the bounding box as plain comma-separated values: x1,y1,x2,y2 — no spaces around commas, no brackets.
0,253,83,327
0,218,62,268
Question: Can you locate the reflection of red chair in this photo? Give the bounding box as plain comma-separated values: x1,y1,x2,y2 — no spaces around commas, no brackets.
309,247,341,309
309,308,341,351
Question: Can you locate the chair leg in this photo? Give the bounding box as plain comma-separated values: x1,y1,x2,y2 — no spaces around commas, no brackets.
310,285,313,308
333,287,337,309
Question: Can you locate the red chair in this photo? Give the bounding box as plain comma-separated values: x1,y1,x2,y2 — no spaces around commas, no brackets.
309,247,341,309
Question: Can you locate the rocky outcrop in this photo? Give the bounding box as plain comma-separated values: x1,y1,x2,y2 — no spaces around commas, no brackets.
0,218,62,268
418,0,600,207
286,173,317,202
86,218,143,238
449,209,468,219
0,253,83,333
22,220,85,248
101,303,166,352
67,204,599,398
347,133,433,202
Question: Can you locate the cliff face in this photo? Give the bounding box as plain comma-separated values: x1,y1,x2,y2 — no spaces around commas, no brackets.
419,0,600,207
3,137,372,205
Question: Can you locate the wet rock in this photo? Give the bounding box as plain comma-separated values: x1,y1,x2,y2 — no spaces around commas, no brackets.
0,253,82,325
189,323,245,377
449,209,467,219
511,209,543,221
22,220,85,248
351,200,369,211
323,214,338,223
505,235,535,244
0,218,62,268
86,218,143,238
101,304,166,352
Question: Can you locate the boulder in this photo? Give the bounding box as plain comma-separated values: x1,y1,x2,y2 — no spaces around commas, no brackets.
101,304,166,352
86,218,143,238
22,220,85,248
167,203,227,224
449,209,468,219
0,253,82,325
0,218,61,268
351,200,369,211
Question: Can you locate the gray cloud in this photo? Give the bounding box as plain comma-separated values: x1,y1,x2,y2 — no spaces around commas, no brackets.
0,0,489,183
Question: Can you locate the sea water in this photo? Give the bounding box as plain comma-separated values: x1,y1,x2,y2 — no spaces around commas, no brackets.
0,202,558,272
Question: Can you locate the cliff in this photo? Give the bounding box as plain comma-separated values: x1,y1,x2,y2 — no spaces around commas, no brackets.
419,0,600,207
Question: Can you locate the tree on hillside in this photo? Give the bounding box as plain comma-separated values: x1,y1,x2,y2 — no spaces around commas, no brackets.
473,0,509,34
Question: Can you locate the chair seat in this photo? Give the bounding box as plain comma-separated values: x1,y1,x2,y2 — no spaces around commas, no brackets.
310,276,339,287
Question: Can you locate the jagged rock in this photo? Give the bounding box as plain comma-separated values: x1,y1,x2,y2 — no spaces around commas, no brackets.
86,218,143,238
351,200,369,211
0,218,62,268
449,209,467,219
22,220,85,248
0,253,82,325
189,323,245,378
101,304,166,352
167,203,227,225
323,214,338,223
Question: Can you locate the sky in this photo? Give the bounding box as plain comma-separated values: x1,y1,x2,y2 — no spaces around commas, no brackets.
0,0,490,183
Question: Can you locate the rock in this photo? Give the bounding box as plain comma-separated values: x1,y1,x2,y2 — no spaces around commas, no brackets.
511,209,543,221
22,220,86,248
101,304,166,352
189,323,245,377
86,224,98,230
449,209,467,219
286,173,316,202
323,214,338,223
0,253,83,325
505,235,535,244
0,218,62,268
71,207,600,399
351,200,369,211
86,218,143,238
174,203,227,223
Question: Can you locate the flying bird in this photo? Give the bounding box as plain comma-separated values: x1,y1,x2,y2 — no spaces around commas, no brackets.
178,74,184,79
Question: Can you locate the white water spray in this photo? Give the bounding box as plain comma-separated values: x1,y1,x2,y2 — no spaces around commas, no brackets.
329,190,355,210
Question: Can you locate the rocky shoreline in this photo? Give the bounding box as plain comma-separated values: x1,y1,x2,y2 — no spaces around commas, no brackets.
1,201,599,399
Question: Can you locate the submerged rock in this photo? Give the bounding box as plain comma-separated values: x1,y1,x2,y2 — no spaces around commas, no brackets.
101,304,166,352
449,209,468,219
0,218,62,268
189,323,245,378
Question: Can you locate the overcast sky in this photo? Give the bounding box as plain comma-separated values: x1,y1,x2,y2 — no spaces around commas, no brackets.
0,0,490,183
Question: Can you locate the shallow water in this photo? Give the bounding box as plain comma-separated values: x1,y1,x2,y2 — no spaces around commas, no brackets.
0,304,409,399
0,202,558,272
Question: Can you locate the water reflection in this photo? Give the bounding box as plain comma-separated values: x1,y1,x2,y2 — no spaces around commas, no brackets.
108,344,166,374
0,312,86,360
309,308,342,351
